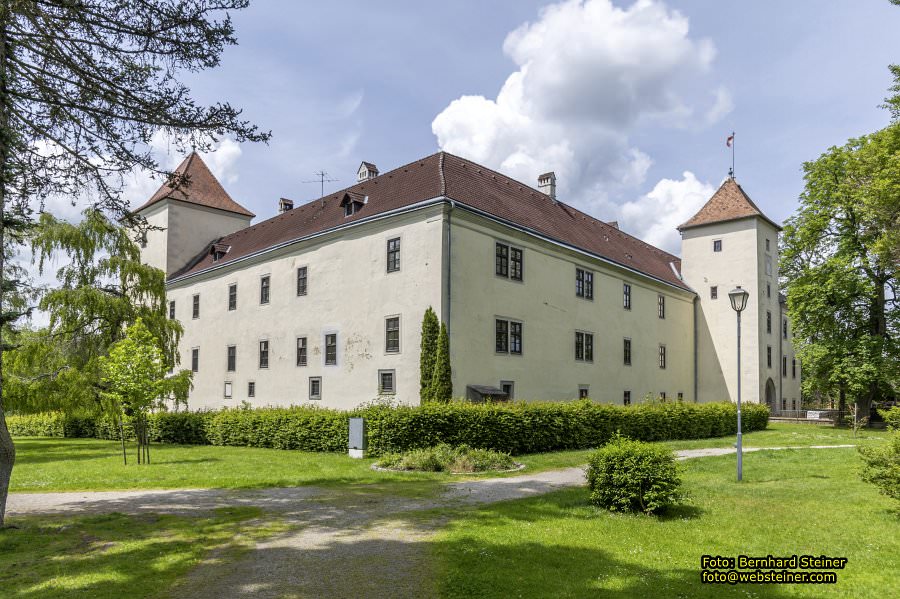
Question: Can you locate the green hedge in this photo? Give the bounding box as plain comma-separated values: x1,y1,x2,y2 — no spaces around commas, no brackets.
7,400,768,456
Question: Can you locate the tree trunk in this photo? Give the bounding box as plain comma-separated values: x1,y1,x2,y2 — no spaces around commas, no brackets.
0,403,14,527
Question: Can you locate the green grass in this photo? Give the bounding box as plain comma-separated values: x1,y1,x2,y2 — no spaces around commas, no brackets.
0,507,286,599
9,423,884,494
431,447,900,598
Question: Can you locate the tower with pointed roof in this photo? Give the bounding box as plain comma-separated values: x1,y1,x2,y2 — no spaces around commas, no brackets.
134,153,254,276
679,177,801,411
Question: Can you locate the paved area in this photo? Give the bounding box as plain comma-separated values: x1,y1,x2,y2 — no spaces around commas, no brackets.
6,444,858,598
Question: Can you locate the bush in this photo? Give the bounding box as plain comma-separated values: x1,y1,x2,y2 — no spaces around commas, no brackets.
586,435,683,514
880,406,900,431
7,400,769,457
376,443,515,473
859,432,900,502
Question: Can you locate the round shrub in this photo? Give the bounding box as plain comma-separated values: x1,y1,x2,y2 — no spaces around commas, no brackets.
586,435,683,514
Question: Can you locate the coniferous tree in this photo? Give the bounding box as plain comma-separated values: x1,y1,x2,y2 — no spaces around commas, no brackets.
419,307,439,401
430,322,452,403
0,1,268,527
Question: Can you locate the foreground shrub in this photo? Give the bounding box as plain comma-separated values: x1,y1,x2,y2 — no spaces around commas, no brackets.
586,435,683,514
376,443,515,473
859,432,900,502
881,406,900,431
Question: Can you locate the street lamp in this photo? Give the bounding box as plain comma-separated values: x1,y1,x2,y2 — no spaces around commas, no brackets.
729,286,750,482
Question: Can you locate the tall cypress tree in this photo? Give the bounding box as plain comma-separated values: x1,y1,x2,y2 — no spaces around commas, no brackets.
419,307,439,401
430,322,452,403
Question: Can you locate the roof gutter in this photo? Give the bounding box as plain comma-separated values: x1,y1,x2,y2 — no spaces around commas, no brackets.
169,196,695,295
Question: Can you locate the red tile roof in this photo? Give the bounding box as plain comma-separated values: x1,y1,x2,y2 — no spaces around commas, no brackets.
134,152,255,218
169,152,690,291
678,177,780,231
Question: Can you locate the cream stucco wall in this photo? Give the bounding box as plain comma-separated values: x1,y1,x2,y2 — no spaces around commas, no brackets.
447,209,695,404
681,216,802,408
166,205,445,410
138,199,251,276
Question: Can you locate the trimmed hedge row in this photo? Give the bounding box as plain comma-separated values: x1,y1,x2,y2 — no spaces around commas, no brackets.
8,400,768,456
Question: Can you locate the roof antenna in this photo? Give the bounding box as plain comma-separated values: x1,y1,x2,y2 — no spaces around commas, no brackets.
302,170,339,206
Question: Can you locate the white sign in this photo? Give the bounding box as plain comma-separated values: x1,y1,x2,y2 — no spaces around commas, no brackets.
806,411,821,420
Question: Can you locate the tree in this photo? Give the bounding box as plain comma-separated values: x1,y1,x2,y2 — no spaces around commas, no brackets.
781,122,900,421
4,209,183,412
430,322,452,403
419,307,439,401
0,1,267,526
99,318,191,465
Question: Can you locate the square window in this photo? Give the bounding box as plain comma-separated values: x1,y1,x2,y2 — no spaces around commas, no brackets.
224,381,232,399
192,294,200,319
713,239,722,252
575,332,593,362
658,344,666,369
578,386,589,400
385,317,400,353
677,392,684,402
623,338,632,366
191,347,199,373
710,286,718,300
260,275,270,304
378,369,396,394
623,283,631,310
296,337,307,367
501,381,515,399
169,300,175,319
309,377,322,400
248,381,255,398
259,340,269,369
297,266,308,296
227,345,236,372
325,333,337,365
495,319,522,355
576,268,594,300
658,295,666,319
623,390,631,406
495,242,523,281
228,284,237,311
387,238,401,273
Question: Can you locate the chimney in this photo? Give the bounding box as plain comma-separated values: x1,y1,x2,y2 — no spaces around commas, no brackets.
357,161,379,182
538,171,557,201
278,198,293,213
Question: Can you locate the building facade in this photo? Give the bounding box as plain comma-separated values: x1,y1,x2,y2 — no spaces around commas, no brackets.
135,151,800,412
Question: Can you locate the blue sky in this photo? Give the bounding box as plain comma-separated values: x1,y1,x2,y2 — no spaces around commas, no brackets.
128,0,900,255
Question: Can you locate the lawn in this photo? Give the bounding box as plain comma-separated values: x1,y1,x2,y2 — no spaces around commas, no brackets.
431,447,900,598
9,423,884,493
0,507,286,599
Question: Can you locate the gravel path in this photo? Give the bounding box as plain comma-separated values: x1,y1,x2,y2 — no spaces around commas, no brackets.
7,444,858,598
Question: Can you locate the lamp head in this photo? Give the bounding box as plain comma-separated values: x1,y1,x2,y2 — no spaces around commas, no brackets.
729,286,750,313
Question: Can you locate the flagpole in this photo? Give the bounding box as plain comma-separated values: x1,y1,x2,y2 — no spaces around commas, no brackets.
731,131,735,178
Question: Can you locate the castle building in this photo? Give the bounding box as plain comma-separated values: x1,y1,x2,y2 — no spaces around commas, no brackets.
135,151,801,411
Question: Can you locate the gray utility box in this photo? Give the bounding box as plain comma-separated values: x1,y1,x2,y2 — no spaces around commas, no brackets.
348,417,367,459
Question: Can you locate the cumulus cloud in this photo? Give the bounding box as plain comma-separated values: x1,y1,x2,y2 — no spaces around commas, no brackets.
618,171,716,254
432,0,728,251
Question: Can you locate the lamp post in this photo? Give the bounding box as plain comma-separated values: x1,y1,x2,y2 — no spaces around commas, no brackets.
729,286,750,482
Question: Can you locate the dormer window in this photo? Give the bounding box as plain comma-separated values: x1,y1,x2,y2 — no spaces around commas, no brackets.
357,161,379,182
340,192,366,218
210,242,230,262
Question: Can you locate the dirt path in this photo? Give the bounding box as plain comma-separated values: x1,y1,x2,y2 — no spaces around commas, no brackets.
7,444,858,598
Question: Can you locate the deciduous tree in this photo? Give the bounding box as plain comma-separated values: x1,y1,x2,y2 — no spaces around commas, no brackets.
0,0,267,526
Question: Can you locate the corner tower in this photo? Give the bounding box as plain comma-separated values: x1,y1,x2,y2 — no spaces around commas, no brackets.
133,153,254,276
679,178,783,408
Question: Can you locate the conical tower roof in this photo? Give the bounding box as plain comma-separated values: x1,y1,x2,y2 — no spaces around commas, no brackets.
678,177,779,231
134,152,254,218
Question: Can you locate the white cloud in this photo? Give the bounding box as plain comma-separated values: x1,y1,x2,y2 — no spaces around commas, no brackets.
617,171,716,254
432,0,726,245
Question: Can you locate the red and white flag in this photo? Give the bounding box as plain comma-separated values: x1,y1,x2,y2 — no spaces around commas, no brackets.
726,133,734,148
